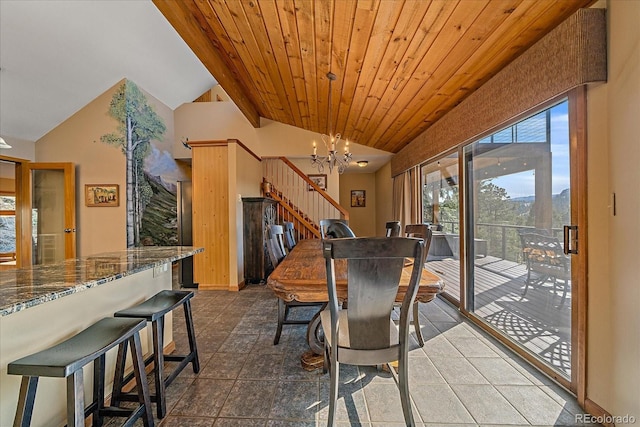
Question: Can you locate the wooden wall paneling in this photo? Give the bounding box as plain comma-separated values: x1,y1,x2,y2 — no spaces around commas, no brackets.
191,141,230,290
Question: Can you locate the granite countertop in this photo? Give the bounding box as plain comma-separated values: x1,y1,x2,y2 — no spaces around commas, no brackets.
0,246,203,317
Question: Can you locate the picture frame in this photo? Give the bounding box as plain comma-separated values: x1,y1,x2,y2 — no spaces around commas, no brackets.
351,190,366,207
307,174,327,191
85,184,119,207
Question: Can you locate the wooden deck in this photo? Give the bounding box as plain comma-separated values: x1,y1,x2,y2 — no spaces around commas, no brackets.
425,255,572,378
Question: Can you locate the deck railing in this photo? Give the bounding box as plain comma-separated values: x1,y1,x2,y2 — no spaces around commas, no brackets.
435,220,563,262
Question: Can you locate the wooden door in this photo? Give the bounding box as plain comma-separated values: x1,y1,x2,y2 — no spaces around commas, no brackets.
17,162,76,266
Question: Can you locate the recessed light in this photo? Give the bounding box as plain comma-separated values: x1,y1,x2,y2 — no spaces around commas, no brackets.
357,160,368,168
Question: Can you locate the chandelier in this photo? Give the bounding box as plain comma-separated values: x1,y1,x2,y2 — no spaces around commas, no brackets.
310,72,352,174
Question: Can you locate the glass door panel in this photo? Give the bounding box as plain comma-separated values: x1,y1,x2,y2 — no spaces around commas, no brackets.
22,163,76,265
32,169,66,264
421,152,460,301
464,100,573,379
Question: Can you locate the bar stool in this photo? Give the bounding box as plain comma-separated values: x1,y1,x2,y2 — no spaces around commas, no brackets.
112,290,199,418
7,317,153,427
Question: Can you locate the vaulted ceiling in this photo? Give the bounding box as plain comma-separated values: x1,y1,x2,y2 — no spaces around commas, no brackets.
154,0,594,154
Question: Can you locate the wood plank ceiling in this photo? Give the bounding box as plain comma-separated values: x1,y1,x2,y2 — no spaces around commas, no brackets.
154,0,594,154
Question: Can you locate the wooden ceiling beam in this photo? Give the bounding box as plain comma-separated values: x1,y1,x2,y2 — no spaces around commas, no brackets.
153,0,261,128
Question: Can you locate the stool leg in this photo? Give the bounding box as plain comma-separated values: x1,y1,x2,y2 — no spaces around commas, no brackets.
110,339,128,408
92,354,105,427
66,369,84,427
152,317,167,418
13,376,38,427
183,300,200,373
130,333,154,427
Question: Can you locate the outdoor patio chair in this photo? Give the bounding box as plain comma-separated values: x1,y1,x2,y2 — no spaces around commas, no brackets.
321,236,426,427
519,232,570,307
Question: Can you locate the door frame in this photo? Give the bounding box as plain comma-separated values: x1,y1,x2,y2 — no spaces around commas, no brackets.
15,161,76,266
455,87,587,399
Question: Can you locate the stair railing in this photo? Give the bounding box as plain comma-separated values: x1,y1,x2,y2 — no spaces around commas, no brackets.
263,157,348,239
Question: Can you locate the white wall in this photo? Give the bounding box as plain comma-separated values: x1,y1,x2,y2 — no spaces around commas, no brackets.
0,136,36,162
594,0,640,419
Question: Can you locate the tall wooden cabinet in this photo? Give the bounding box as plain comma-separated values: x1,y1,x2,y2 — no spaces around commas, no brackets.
242,197,277,283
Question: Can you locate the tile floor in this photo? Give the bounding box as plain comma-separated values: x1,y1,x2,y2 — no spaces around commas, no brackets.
115,283,598,426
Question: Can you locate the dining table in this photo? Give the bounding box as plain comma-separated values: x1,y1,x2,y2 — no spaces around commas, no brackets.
267,238,445,369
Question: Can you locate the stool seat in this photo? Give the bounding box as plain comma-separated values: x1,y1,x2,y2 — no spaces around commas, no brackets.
8,318,146,378
113,289,199,419
114,290,193,321
8,317,153,427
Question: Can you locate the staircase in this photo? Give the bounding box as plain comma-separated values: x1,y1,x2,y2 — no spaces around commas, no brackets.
262,157,348,240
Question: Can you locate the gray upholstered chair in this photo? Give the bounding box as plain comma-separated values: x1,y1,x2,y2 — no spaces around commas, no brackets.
321,237,426,427
385,220,401,237
266,224,322,345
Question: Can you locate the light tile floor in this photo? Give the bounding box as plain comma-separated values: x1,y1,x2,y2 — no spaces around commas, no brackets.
113,283,599,427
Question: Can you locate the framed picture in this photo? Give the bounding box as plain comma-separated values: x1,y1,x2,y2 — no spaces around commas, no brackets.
307,174,327,191
351,190,366,207
85,184,119,207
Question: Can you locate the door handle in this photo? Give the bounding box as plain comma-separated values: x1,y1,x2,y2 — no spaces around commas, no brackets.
563,225,578,255
64,228,76,233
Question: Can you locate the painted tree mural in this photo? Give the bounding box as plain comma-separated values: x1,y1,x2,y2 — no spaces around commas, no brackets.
100,81,166,247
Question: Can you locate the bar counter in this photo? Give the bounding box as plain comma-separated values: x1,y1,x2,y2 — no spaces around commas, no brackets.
0,246,203,316
0,246,203,427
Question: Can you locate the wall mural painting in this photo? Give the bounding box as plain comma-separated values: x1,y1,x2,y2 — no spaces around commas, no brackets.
100,80,189,247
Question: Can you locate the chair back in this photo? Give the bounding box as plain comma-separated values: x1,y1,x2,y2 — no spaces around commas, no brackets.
404,224,433,253
520,232,570,277
282,221,296,251
320,219,352,239
323,237,426,352
266,224,287,268
385,221,401,237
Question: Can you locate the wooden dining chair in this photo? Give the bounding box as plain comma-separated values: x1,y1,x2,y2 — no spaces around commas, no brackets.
320,218,355,239
266,224,287,267
403,224,433,347
266,224,323,345
385,220,401,237
321,237,427,427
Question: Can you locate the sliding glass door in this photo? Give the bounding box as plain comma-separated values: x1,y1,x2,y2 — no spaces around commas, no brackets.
422,152,460,302
463,99,578,381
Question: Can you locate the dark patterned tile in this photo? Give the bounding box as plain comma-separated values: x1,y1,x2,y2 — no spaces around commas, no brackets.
170,378,234,417
198,352,248,379
219,333,259,353
269,380,320,421
159,415,214,426
218,380,277,418
318,377,369,423
213,418,267,426
238,353,284,380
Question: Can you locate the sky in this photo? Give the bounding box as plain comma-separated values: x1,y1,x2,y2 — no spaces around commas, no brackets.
490,100,570,199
